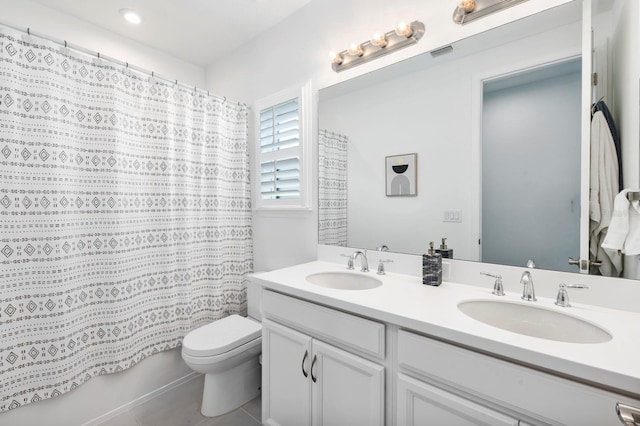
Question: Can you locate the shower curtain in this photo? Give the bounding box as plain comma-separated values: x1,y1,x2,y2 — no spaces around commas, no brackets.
0,27,252,411
318,130,348,246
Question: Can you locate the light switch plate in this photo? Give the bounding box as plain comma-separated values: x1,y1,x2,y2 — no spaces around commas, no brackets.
443,210,462,223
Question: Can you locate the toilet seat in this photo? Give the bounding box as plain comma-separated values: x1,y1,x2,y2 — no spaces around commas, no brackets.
182,314,262,358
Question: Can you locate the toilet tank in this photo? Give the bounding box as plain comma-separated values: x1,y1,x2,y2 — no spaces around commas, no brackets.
246,275,262,321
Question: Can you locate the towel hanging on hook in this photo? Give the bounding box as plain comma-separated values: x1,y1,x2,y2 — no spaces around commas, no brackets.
592,99,622,190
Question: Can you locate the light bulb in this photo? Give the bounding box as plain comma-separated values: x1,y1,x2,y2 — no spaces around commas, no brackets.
370,32,388,48
394,21,414,38
462,0,477,13
347,43,364,57
329,51,343,65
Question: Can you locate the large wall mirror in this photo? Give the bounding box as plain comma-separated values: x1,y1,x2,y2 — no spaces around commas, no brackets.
318,0,639,279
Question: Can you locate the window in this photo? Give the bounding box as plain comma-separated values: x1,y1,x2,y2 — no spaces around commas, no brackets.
254,82,312,209
260,98,301,200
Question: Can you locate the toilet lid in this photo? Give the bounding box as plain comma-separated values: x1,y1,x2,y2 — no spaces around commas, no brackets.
183,314,262,357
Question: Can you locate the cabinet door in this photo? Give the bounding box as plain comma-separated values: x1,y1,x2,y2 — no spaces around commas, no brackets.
397,374,518,426
312,340,385,426
262,319,312,426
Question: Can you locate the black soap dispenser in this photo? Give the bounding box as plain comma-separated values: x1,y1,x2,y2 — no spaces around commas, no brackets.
422,242,442,286
436,237,453,259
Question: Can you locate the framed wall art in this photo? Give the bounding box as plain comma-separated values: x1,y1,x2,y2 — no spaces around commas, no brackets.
385,153,417,196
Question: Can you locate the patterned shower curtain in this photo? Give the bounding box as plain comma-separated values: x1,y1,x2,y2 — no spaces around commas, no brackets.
318,130,348,246
0,27,252,411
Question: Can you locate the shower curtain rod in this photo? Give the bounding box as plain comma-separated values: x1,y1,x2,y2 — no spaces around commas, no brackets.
0,20,246,107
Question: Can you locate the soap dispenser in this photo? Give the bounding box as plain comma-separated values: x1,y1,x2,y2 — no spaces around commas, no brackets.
422,242,442,286
436,237,453,259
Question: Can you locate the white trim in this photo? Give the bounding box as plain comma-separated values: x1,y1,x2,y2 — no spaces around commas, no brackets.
579,0,592,274
471,48,582,262
254,80,313,210
79,372,200,426
253,206,314,216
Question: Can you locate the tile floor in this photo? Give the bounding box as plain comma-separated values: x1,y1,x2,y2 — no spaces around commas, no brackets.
98,375,261,426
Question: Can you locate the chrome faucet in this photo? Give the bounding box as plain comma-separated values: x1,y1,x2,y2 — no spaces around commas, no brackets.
351,250,369,272
520,270,536,301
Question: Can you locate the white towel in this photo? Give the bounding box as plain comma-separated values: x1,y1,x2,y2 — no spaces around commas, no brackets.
589,110,620,275
601,189,640,255
628,202,640,254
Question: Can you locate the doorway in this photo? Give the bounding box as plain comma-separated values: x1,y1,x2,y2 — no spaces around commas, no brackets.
481,59,582,272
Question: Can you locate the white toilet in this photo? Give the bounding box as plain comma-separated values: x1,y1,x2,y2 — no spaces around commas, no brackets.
182,279,262,417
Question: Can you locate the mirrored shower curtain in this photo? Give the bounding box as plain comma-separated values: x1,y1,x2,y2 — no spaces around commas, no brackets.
0,26,252,411
318,130,348,246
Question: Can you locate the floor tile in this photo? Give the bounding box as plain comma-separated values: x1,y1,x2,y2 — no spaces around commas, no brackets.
129,386,204,426
98,410,141,426
240,396,261,423
197,408,260,426
97,376,262,426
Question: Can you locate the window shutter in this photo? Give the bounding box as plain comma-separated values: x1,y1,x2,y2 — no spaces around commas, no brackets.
259,98,301,200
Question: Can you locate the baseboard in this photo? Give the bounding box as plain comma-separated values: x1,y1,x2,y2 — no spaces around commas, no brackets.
80,372,201,426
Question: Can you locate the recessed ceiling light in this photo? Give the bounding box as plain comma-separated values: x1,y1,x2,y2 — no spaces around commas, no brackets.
119,8,142,25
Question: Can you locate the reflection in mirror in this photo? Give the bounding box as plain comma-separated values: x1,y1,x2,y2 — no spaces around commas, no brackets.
318,130,349,246
318,0,640,279
481,59,581,273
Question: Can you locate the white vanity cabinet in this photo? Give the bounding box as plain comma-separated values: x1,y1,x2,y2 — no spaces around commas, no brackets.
262,319,312,426
397,329,640,426
255,262,640,426
397,373,518,426
261,290,385,426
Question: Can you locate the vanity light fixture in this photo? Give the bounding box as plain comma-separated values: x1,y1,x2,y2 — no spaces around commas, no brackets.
119,8,142,25
453,0,528,25
330,20,425,73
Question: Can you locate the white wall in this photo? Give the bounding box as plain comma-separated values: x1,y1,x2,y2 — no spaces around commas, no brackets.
0,0,205,87
0,1,204,424
611,0,640,279
205,0,575,272
318,23,581,260
611,0,640,189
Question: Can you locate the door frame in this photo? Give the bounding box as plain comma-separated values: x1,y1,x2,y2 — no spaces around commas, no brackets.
470,49,586,267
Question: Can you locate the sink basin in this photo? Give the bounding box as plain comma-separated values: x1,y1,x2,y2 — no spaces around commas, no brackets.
306,272,382,290
458,300,612,344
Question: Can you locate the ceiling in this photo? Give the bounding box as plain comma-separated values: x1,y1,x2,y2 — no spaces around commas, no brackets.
32,0,312,67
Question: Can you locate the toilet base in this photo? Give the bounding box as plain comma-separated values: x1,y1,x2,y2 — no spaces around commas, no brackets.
201,355,261,417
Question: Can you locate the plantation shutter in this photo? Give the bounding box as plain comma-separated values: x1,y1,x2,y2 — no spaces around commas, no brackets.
259,98,301,200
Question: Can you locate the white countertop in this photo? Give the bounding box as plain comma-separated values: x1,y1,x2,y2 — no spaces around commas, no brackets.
253,260,640,398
